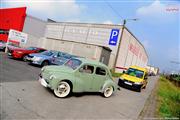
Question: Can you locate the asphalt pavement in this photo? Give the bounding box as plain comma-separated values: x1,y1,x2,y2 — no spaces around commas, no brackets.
0,52,159,120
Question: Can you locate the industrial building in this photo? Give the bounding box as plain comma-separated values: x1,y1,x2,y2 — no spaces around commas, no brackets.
0,7,148,72
43,22,148,72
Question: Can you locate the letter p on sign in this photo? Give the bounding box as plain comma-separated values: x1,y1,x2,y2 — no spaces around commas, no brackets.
109,29,119,46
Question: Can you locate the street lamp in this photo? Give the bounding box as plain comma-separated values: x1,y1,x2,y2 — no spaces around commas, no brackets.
113,18,138,71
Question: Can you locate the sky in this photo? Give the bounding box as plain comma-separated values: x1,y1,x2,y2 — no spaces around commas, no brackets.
1,0,180,73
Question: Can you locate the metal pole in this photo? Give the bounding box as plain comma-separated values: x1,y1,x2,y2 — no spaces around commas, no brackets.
5,38,9,53
113,19,126,70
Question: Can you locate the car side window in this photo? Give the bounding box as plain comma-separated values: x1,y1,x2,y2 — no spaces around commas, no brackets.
96,67,106,76
38,49,45,53
80,65,94,74
57,52,62,57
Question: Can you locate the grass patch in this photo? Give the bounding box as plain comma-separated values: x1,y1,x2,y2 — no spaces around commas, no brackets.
157,76,180,118
110,69,123,77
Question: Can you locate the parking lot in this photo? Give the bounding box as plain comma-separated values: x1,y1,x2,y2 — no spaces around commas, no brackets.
0,52,158,120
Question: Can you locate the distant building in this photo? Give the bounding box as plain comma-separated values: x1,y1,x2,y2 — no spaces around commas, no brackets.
146,65,159,75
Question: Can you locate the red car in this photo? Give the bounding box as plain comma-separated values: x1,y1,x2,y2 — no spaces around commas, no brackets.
8,47,46,60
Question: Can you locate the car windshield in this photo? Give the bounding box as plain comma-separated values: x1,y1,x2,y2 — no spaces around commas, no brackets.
64,59,82,70
26,47,37,50
125,68,144,79
57,57,69,65
41,51,54,56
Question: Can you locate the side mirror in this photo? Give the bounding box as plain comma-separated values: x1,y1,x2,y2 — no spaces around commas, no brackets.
123,71,125,74
79,68,84,72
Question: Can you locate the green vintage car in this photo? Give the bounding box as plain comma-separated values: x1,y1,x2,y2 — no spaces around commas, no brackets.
39,58,119,98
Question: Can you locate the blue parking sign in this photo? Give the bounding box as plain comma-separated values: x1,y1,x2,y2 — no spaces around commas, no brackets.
109,29,120,46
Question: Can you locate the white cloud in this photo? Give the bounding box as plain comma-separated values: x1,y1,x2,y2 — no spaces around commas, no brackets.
137,0,165,16
103,20,113,24
3,0,86,20
136,0,179,23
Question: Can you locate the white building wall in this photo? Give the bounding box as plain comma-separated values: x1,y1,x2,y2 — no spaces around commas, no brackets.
45,38,102,61
63,26,88,43
22,15,46,48
116,29,131,68
115,28,148,72
44,22,148,71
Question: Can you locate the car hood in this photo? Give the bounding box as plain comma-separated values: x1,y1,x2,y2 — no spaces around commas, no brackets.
29,53,51,58
121,74,143,82
44,65,74,74
13,48,32,52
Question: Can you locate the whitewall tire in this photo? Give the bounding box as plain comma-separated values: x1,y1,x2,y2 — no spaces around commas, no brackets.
54,81,71,98
103,86,113,98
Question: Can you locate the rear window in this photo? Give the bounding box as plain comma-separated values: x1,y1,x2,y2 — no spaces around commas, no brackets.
96,67,106,76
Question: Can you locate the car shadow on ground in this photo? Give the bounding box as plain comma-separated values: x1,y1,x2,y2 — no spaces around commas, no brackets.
118,84,142,93
72,92,102,97
44,87,103,98
28,62,42,68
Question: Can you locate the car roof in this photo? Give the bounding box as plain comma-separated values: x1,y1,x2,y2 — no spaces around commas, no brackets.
129,66,147,72
75,57,108,68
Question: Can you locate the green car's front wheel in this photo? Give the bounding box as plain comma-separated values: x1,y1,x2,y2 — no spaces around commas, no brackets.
103,86,114,98
54,81,71,98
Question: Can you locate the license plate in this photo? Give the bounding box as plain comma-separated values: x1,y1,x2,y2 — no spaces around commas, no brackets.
39,78,48,87
124,81,132,86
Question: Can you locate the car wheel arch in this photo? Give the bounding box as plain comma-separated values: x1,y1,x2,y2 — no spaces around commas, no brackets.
41,60,50,66
61,79,73,90
53,80,72,98
22,54,28,60
101,81,115,93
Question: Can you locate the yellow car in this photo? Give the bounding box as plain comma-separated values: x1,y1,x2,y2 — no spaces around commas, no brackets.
118,66,148,92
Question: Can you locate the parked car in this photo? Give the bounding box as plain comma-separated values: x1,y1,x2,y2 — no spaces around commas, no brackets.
118,66,148,92
8,46,46,60
0,40,6,51
26,50,69,67
39,58,119,98
0,41,20,52
51,53,79,65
